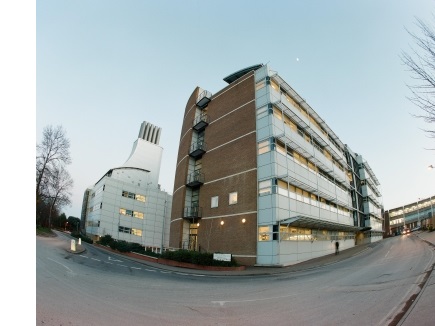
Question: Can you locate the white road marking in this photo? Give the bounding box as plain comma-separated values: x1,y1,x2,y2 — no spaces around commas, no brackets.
48,257,76,276
211,292,300,306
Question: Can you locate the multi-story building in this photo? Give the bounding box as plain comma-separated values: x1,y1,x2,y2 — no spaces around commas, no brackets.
169,64,383,266
346,147,384,243
82,121,172,251
386,196,435,235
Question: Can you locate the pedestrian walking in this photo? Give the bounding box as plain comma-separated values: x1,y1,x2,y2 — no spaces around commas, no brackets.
335,241,339,255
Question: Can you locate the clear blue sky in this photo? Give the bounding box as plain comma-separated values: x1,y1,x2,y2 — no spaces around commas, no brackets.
32,0,435,218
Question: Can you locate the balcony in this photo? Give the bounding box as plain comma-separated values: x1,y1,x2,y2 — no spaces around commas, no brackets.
193,113,209,132
186,170,205,188
189,141,207,159
196,90,212,109
183,206,202,222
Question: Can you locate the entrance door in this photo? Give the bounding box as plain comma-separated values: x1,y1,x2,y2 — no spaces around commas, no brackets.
189,223,198,251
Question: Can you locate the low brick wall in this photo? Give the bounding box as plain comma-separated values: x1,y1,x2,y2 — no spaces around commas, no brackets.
94,244,246,271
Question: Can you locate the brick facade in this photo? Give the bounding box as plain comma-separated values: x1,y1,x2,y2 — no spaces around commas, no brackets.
169,71,258,265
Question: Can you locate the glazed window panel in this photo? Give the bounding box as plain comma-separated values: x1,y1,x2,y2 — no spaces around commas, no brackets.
310,194,318,206
308,162,317,173
118,226,131,234
133,211,144,219
131,228,142,236
258,140,270,154
273,107,282,120
211,196,219,208
259,180,272,195
303,190,310,204
277,180,289,197
258,226,271,241
304,133,311,143
270,79,279,91
256,80,266,90
229,192,238,205
275,141,286,155
257,106,268,119
296,188,303,202
299,155,308,168
289,185,296,199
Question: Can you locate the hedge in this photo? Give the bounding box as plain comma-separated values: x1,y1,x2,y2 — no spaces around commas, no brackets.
95,235,239,266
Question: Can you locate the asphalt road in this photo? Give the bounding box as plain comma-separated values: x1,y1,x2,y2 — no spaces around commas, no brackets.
36,232,435,326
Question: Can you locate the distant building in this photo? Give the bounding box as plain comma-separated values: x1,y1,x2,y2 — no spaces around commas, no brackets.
386,196,435,235
82,121,172,251
169,64,383,266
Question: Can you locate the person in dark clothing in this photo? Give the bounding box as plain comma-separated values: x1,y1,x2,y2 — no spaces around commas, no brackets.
335,241,339,255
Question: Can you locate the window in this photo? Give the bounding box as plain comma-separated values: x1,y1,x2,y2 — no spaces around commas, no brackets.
270,79,279,91
273,107,282,120
257,106,268,119
211,196,219,208
229,192,238,205
122,190,146,202
259,180,272,195
256,80,266,90
133,211,144,219
258,140,270,154
131,228,142,236
118,226,131,234
275,140,286,155
258,226,270,241
289,185,296,199
277,180,289,197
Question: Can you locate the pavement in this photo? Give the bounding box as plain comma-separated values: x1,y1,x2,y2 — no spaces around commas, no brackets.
64,230,435,325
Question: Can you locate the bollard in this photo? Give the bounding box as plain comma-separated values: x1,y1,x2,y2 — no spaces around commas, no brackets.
78,238,81,245
71,239,76,252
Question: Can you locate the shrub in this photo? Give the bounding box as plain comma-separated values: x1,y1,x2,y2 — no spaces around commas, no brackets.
70,231,93,244
161,250,239,267
94,237,239,267
98,234,115,246
114,240,129,252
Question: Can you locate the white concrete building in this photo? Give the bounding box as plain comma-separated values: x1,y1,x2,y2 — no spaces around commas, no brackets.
82,121,172,251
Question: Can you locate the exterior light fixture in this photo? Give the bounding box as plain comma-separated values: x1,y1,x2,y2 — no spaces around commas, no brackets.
220,221,224,226
242,218,246,223
428,164,434,170
197,223,200,227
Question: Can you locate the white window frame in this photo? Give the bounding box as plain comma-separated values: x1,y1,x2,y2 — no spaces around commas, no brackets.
229,192,238,205
211,196,219,208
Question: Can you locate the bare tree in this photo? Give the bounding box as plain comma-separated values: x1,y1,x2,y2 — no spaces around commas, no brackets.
45,163,73,227
36,125,72,226
401,16,435,145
